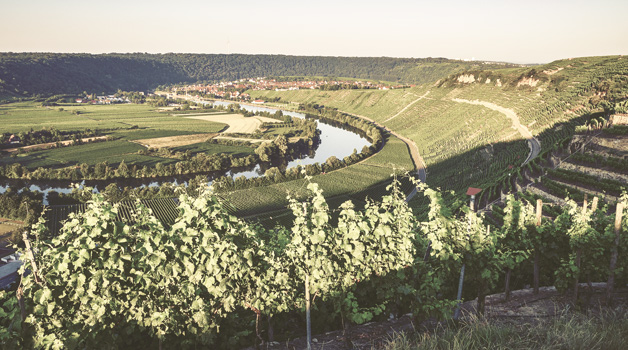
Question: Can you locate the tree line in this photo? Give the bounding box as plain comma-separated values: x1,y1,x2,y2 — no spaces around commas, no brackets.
0,53,518,98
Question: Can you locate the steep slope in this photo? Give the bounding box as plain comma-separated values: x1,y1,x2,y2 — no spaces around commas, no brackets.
249,56,628,200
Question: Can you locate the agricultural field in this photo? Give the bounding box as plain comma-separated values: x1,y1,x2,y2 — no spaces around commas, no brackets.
0,139,166,169
0,102,266,170
183,113,280,134
171,142,256,157
133,133,217,148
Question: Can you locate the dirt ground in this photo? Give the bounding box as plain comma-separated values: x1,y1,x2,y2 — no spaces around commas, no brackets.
249,285,627,350
185,114,280,134
0,218,24,246
133,133,217,148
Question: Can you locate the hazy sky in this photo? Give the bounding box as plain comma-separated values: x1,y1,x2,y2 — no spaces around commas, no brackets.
1,0,627,63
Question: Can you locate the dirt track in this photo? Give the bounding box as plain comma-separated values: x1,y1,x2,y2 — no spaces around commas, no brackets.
383,91,430,122
3,136,109,153
451,98,541,165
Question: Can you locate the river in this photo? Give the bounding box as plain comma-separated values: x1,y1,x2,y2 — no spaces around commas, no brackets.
0,102,371,204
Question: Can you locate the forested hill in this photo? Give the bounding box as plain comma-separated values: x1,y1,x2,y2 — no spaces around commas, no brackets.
0,53,520,97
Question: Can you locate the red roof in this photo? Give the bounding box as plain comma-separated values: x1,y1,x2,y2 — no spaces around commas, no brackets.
466,187,482,196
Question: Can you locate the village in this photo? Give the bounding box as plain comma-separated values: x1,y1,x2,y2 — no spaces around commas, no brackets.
171,77,413,101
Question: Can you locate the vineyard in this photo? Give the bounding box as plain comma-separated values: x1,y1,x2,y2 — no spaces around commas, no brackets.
1,55,628,349
251,56,628,208
2,176,627,349
220,135,415,217
515,118,627,211
44,197,181,233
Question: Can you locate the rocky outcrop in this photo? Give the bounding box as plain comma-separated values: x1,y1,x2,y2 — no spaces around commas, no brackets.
457,74,476,84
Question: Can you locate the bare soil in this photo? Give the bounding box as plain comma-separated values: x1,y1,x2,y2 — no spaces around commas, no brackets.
185,114,280,134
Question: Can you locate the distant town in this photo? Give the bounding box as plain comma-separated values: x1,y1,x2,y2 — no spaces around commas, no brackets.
169,77,414,102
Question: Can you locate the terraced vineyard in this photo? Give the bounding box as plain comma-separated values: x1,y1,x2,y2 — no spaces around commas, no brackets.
521,124,627,208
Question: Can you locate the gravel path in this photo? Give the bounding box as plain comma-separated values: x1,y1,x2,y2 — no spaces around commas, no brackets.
451,98,541,165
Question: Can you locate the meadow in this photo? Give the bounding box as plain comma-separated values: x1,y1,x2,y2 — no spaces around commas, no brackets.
0,102,256,169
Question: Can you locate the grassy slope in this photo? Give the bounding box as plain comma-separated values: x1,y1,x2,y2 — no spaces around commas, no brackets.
251,86,528,194
382,308,628,350
250,56,628,197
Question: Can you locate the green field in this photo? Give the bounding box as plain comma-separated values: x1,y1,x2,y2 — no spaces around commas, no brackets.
0,102,253,169
0,140,166,169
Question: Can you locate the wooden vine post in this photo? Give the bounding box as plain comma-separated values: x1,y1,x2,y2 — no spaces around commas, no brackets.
607,202,624,303
305,273,312,350
573,196,588,303
18,231,43,322
533,199,542,294
477,225,490,315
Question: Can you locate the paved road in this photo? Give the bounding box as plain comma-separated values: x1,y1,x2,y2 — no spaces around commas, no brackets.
451,98,541,165
344,112,427,202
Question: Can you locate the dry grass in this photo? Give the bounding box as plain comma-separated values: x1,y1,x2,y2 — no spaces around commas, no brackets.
380,307,628,350
0,223,15,236
133,133,217,148
184,114,280,134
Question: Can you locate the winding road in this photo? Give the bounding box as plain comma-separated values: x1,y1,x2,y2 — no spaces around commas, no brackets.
451,98,541,165
344,111,427,201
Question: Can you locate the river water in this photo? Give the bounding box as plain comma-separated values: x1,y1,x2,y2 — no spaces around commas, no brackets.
0,102,371,204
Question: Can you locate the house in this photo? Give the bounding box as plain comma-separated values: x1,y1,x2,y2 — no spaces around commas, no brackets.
252,99,265,104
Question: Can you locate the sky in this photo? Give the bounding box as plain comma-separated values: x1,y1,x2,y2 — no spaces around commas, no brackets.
1,0,627,64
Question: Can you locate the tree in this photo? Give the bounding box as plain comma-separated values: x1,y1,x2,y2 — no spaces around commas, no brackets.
115,160,129,178
273,135,289,156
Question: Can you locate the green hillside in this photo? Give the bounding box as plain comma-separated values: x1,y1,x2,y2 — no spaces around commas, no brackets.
0,53,521,99
250,56,628,200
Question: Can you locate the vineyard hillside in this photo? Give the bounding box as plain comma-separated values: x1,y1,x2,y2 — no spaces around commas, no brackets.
250,56,628,202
